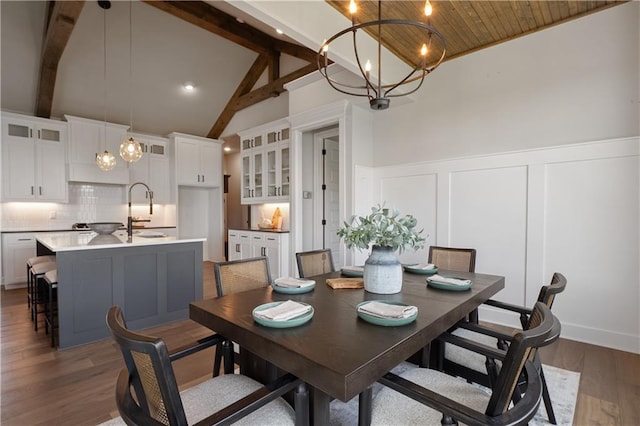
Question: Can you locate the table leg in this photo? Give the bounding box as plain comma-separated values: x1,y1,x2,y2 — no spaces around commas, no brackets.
358,386,373,426
311,388,331,425
295,383,310,426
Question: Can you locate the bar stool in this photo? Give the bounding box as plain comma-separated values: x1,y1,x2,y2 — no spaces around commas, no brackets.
26,255,55,308
30,261,56,331
43,269,58,347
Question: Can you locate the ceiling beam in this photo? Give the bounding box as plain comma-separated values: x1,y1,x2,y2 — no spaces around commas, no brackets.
143,0,316,60
207,54,269,139
36,1,85,118
232,63,318,111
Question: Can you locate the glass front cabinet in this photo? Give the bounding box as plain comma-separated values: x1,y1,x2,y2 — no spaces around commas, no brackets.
239,119,290,204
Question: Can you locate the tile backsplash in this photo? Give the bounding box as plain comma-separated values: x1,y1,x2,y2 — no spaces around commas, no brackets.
1,183,176,231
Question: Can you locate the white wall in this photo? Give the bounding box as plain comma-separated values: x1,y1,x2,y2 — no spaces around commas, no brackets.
372,2,639,166
372,138,639,353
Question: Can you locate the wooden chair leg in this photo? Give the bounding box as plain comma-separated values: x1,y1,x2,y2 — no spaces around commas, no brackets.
540,368,557,424
213,342,223,377
222,340,234,374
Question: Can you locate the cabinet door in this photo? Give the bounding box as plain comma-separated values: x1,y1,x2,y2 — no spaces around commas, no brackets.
239,233,252,258
35,141,67,201
176,138,200,185
265,142,290,201
264,235,282,278
2,137,36,200
241,153,253,202
1,234,36,285
200,142,221,187
68,119,101,165
149,155,170,203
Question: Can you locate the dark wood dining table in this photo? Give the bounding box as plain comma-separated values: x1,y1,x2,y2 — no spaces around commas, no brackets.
190,269,504,425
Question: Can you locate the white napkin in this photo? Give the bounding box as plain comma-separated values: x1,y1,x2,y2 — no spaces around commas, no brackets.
411,263,436,270
254,300,312,321
358,301,418,319
342,266,364,273
427,274,472,286
274,277,315,288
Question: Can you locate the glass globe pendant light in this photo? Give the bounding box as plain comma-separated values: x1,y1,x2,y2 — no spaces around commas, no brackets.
120,1,143,164
96,0,116,171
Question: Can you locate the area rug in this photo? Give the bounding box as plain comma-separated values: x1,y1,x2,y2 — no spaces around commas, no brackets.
329,363,580,425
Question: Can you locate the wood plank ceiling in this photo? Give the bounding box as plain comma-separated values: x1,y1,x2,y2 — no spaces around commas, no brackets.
36,1,627,138
327,0,627,68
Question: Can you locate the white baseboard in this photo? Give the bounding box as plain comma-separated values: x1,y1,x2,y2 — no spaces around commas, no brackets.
3,283,26,290
479,306,640,354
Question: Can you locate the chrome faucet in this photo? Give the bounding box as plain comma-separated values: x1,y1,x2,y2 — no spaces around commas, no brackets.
127,182,153,242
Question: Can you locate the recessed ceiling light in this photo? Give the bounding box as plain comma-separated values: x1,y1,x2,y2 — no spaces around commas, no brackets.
224,146,231,152
183,82,195,92
276,28,284,35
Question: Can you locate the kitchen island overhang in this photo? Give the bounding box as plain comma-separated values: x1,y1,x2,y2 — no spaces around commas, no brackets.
36,233,206,349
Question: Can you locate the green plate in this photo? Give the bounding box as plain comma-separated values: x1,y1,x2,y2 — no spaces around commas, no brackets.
252,301,314,328
356,301,418,326
271,281,315,294
427,277,472,291
403,264,438,275
341,266,364,277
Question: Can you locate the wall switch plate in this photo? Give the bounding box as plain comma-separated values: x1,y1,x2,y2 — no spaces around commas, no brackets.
303,191,312,199
49,211,57,219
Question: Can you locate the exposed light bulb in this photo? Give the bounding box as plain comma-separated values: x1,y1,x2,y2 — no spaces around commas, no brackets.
421,43,428,56
349,0,357,15
96,150,116,171
120,137,143,163
424,0,433,17
322,41,329,53
365,60,372,72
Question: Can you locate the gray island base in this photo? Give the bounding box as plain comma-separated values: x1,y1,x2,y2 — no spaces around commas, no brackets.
36,233,205,349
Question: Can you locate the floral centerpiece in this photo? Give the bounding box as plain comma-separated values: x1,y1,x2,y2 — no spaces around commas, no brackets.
337,204,426,294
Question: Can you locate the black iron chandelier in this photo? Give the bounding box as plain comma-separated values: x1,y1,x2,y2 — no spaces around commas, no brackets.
317,0,446,110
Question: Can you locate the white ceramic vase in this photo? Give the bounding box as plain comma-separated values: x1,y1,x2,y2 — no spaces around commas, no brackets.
363,245,403,294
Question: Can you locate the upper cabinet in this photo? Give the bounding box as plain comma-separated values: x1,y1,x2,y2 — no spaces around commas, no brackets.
65,115,130,184
1,112,68,202
128,133,172,204
170,132,222,188
239,119,290,204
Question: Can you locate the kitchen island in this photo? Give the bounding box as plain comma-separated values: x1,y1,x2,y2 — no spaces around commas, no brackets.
36,232,205,349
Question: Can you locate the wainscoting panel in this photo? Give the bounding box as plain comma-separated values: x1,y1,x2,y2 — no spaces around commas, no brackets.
543,156,639,351
371,137,639,353
449,166,528,306
379,173,437,265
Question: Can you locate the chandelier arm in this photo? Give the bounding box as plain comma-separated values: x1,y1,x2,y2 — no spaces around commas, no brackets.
351,27,377,99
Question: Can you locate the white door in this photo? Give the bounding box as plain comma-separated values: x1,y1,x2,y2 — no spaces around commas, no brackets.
312,128,342,268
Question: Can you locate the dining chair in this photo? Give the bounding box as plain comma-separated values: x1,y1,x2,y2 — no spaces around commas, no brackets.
368,302,561,426
428,245,476,273
438,272,567,424
106,305,307,426
212,256,272,376
295,249,335,278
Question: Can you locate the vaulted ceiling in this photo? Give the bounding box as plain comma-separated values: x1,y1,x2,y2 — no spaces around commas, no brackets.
1,0,627,148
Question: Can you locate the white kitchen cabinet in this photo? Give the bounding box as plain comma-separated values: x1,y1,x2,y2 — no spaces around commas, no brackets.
238,119,290,204
1,112,67,202
65,115,130,184
241,148,265,203
1,233,37,287
226,229,289,277
128,133,172,204
171,132,222,187
228,230,252,261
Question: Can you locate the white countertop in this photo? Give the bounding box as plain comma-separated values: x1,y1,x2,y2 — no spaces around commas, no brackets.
36,231,205,252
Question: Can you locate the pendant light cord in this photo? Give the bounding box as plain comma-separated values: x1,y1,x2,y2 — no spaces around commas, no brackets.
129,1,133,133
103,4,107,150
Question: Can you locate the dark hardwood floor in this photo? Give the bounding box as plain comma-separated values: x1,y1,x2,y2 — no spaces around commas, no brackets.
1,262,638,425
